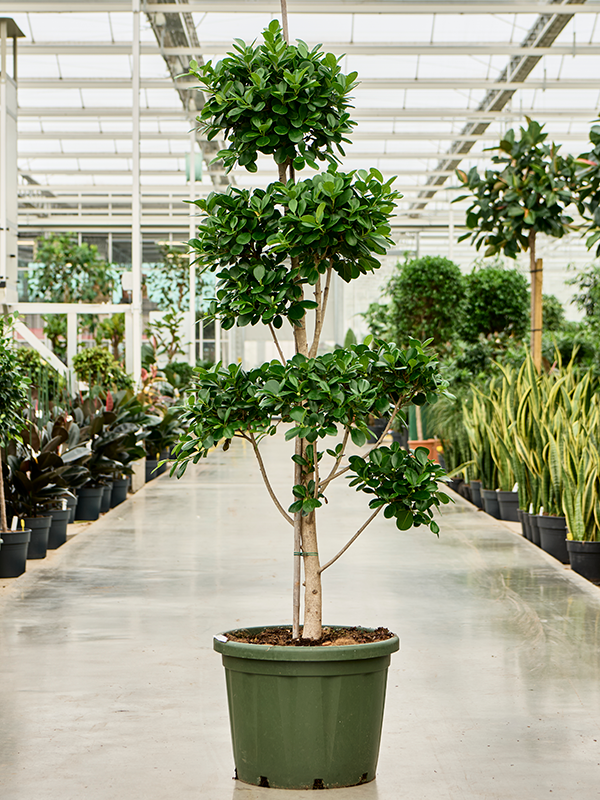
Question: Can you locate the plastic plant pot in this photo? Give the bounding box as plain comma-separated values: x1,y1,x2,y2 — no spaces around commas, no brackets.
47,508,70,550
66,493,77,523
0,529,31,578
529,515,541,547
75,486,104,521
145,459,159,482
567,540,600,584
214,626,399,790
538,516,569,564
481,489,501,519
470,480,482,509
110,478,128,507
99,482,113,514
24,516,51,559
497,490,519,522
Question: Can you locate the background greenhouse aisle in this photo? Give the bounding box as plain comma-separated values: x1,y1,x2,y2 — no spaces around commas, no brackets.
1,434,599,800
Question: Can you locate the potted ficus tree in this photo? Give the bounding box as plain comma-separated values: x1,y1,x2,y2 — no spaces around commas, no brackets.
171,20,450,790
0,316,32,577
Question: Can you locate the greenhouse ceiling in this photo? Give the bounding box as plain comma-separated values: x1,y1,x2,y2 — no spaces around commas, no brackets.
5,0,600,236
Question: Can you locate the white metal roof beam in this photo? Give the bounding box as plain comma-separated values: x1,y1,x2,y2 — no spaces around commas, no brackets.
413,0,588,210
17,77,600,91
12,42,600,56
4,2,598,13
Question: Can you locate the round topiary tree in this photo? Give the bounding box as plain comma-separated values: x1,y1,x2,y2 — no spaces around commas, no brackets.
384,255,466,350
0,315,30,533
461,264,530,342
173,20,450,642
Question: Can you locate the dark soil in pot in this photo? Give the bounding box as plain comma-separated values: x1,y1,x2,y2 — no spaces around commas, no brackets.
470,480,482,508
481,489,500,519
214,625,399,790
0,529,31,578
24,516,51,559
567,540,600,584
75,486,104,521
226,625,395,646
100,482,113,514
47,508,70,549
497,490,519,522
110,477,128,507
538,516,569,563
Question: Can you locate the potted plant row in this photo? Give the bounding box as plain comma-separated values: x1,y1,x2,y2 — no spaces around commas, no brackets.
169,20,450,790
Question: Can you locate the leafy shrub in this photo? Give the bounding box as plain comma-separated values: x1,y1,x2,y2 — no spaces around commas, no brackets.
461,265,529,342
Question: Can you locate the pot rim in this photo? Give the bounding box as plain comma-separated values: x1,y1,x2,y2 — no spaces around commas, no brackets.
213,624,400,662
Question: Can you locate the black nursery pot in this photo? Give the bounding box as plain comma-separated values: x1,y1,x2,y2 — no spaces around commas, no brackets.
567,540,600,584
497,491,519,522
76,486,104,521
522,512,532,541
65,493,77,523
470,480,483,509
517,509,526,536
47,508,70,550
110,478,128,508
481,489,501,519
538,516,569,564
528,515,541,547
0,529,31,578
24,516,51,559
100,482,113,514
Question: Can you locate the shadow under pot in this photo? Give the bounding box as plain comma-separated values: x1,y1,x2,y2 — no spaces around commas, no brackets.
567,540,600,584
0,528,31,578
75,486,104,521
470,480,482,509
110,477,128,508
100,482,114,514
47,508,70,550
528,514,541,547
537,516,569,564
24,516,51,559
497,491,519,522
481,489,501,519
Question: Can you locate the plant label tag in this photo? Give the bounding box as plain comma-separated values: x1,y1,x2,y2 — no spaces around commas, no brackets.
214,634,228,643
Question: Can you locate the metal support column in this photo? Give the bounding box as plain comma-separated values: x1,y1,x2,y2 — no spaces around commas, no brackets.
131,0,142,382
67,310,78,389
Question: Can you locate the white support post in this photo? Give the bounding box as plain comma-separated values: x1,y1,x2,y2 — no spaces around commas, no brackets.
448,193,454,261
0,20,6,292
188,127,196,365
131,0,142,384
67,310,78,389
215,317,221,363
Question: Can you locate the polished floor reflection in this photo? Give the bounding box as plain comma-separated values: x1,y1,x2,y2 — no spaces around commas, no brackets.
1,434,600,800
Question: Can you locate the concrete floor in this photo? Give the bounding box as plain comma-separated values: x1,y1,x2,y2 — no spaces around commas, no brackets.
1,434,600,800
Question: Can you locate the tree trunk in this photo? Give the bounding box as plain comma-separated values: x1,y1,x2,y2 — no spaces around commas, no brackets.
529,230,543,372
301,512,323,640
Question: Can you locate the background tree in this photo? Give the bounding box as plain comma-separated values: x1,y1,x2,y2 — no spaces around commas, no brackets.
461,264,529,342
0,316,30,533
455,118,576,370
542,293,566,332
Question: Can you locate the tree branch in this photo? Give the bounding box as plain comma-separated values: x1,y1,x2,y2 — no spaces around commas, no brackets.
268,322,286,364
309,266,332,359
248,432,294,526
319,426,350,492
319,506,383,573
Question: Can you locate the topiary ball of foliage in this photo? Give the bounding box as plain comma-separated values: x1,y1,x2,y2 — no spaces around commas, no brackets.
188,20,357,174
385,255,465,348
461,265,529,342
72,346,133,391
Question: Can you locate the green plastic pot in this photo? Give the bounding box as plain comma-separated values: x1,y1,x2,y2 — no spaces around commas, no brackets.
213,625,399,790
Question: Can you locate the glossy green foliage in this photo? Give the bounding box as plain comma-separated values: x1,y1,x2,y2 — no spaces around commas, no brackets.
348,444,450,534
461,265,529,342
172,339,442,475
574,125,600,256
190,168,399,329
187,20,357,173
72,346,133,391
378,256,466,349
455,119,576,259
0,316,30,449
7,451,69,518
